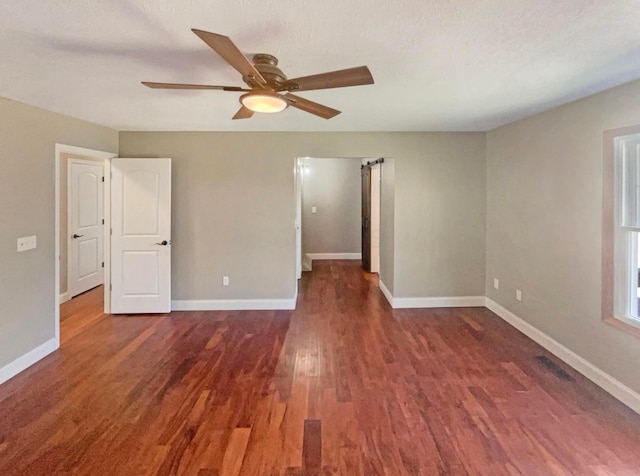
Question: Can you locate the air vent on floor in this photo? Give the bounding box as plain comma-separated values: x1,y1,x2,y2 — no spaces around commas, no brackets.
534,355,574,382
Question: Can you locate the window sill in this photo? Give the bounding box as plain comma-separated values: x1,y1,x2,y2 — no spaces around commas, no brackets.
604,316,640,339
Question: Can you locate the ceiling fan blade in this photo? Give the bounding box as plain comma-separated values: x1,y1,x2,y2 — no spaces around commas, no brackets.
232,106,254,120
283,93,341,119
142,81,248,91
286,66,374,91
191,29,268,87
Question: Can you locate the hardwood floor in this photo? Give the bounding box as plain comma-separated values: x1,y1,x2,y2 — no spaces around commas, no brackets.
1,261,640,475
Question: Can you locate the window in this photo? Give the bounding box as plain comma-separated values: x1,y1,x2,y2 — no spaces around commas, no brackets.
612,133,640,329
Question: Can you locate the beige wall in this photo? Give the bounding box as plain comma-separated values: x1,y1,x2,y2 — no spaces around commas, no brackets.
486,77,640,394
119,131,486,301
302,158,362,255
0,97,117,371
393,133,487,297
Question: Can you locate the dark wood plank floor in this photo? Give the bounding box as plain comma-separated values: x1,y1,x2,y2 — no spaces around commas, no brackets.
1,261,640,475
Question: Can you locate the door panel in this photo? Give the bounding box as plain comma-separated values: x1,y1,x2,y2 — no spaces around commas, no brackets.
122,251,160,295
123,170,161,235
111,158,171,314
68,161,104,297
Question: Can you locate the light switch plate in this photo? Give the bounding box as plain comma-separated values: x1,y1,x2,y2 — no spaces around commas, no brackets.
312,206,317,214
17,235,37,252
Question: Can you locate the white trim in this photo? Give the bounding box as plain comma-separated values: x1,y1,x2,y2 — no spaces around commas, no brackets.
485,298,640,415
379,280,394,306
103,158,112,314
59,292,70,304
302,254,312,272
171,297,297,311
392,295,486,309
0,338,58,386
306,253,362,260
376,281,483,309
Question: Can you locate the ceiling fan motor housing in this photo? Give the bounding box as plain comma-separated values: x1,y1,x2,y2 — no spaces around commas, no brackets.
246,54,290,89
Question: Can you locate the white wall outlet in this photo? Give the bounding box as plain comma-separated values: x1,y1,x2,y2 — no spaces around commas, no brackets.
17,235,37,252
311,206,317,214
516,289,522,301
493,278,499,290
223,276,229,286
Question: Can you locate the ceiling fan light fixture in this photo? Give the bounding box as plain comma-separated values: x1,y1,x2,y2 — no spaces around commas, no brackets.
240,91,288,113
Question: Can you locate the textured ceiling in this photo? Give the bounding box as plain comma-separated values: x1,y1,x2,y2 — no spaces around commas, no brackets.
1,0,640,131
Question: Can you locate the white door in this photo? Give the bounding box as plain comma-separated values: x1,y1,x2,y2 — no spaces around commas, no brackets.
111,158,172,314
68,160,104,297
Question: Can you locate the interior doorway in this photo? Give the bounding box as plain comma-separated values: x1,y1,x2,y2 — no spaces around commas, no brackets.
300,157,363,269
361,159,383,273
55,144,116,345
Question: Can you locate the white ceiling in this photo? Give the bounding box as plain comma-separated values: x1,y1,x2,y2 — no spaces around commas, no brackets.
1,0,640,132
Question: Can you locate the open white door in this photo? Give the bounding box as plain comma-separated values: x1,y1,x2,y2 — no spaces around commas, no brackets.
111,158,171,314
68,160,104,297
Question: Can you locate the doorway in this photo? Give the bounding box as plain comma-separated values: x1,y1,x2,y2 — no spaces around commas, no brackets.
55,144,116,345
299,157,363,270
361,159,383,273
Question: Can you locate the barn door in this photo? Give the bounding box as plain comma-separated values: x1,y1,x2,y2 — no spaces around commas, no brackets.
361,165,372,272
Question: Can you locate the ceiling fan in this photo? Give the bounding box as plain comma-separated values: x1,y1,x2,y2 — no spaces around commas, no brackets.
142,29,374,120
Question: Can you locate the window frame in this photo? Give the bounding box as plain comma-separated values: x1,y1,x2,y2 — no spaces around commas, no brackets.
603,126,640,338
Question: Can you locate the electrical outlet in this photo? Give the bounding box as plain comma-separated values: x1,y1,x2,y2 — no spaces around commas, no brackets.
493,278,499,290
223,276,229,286
17,235,37,252
516,289,522,301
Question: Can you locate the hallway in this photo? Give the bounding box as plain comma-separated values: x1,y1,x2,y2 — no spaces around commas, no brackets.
0,261,639,474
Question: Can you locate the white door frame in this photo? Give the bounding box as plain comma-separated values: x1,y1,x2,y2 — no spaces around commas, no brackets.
55,144,116,345
295,157,304,280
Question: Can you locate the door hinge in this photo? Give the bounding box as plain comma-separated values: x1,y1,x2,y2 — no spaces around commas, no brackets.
102,176,105,182
101,261,104,268
110,283,112,291
102,219,104,225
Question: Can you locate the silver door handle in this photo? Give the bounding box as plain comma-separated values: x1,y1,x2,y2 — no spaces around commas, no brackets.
156,240,170,246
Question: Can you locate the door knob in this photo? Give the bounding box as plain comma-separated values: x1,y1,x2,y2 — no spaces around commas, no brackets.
156,240,170,246
72,234,84,239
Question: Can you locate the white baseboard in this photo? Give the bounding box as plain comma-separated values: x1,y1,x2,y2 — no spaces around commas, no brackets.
306,253,362,260
171,297,297,311
0,338,59,386
59,292,70,304
485,298,640,415
379,280,394,306
302,254,313,272
377,281,484,309
392,295,486,309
